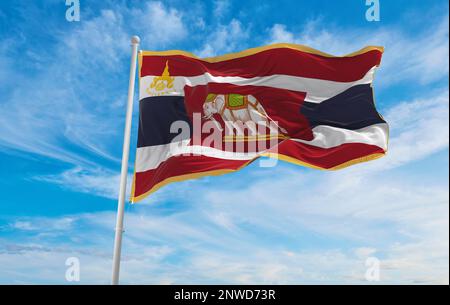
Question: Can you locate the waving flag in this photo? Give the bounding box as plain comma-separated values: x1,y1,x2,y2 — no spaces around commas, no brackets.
131,43,388,202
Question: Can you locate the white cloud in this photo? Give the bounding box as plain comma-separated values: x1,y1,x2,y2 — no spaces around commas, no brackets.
196,19,250,57
10,217,75,233
34,167,122,200
0,9,128,166
268,24,295,43
213,0,231,19
193,168,449,283
379,89,449,169
33,164,197,204
2,169,447,285
131,2,187,48
354,247,377,259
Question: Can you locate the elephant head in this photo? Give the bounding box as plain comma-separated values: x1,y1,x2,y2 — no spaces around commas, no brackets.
203,94,223,119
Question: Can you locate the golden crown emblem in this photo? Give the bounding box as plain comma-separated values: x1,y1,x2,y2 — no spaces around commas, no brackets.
148,60,175,93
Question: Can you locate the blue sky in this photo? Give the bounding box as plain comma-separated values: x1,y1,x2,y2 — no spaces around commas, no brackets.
0,0,448,284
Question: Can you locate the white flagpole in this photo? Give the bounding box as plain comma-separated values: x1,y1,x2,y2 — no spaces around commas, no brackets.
111,35,140,285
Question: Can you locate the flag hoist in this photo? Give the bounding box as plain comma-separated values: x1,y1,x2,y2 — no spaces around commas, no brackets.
111,35,140,285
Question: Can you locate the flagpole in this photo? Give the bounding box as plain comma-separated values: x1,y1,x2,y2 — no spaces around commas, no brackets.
111,35,140,285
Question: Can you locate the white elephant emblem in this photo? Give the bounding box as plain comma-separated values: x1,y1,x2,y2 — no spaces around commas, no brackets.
202,93,286,137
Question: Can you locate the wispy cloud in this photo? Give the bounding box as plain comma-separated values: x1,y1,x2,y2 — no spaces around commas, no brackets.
131,2,187,48
0,9,126,166
34,167,122,200
379,89,449,170
196,19,250,57
1,164,448,284
213,0,231,19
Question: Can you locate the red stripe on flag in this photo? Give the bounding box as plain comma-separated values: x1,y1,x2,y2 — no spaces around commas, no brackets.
141,48,382,82
276,140,385,169
133,155,252,200
132,141,385,201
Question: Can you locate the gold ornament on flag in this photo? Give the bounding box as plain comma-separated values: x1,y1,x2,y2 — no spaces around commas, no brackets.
147,60,175,94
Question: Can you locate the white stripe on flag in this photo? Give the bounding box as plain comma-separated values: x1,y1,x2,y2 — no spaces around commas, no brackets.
135,123,388,173
139,67,377,103
291,123,388,150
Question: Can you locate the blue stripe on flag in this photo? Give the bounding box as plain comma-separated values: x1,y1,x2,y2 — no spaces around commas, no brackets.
300,84,385,130
137,96,192,148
